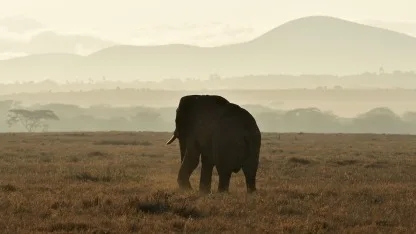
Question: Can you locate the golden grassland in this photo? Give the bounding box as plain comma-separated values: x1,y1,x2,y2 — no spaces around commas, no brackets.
1,131,416,233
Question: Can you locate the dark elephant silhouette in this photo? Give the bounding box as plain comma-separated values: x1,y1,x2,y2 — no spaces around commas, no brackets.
166,95,261,193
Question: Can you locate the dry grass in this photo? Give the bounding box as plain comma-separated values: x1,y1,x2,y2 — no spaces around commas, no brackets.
0,131,416,233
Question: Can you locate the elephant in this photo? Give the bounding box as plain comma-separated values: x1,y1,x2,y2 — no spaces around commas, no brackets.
166,95,261,193
166,95,230,193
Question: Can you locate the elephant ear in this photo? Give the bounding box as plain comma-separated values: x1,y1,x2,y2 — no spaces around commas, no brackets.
176,97,195,131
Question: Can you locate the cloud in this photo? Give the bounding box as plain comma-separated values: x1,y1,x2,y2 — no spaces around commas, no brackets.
129,22,262,46
0,26,50,42
0,52,28,60
0,16,44,33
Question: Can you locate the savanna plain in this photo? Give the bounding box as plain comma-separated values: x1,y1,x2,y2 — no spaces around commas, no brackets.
1,131,416,233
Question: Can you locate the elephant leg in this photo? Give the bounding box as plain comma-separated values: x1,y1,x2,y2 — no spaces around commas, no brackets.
177,146,200,190
217,169,232,193
199,153,214,194
199,163,214,194
242,158,258,193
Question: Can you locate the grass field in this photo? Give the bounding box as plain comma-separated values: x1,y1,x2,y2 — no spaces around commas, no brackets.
1,132,416,233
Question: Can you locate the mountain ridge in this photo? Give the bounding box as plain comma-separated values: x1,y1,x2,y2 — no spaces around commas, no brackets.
2,15,416,82
88,15,416,56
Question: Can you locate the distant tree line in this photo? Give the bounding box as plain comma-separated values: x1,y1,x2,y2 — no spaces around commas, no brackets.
1,100,416,134
1,70,416,94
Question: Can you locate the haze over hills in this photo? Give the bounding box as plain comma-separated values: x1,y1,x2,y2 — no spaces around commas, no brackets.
0,31,115,55
0,16,263,59
1,15,416,82
0,16,115,58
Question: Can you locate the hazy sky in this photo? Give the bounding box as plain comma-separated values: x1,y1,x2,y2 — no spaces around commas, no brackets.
0,0,415,47
2,0,415,30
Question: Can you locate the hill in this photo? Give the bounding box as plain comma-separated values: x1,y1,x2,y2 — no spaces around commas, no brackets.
1,15,416,82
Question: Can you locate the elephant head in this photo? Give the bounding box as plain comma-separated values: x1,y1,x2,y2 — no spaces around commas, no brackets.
166,95,230,191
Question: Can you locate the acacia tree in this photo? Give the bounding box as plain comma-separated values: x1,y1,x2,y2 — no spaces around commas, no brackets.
7,109,59,132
